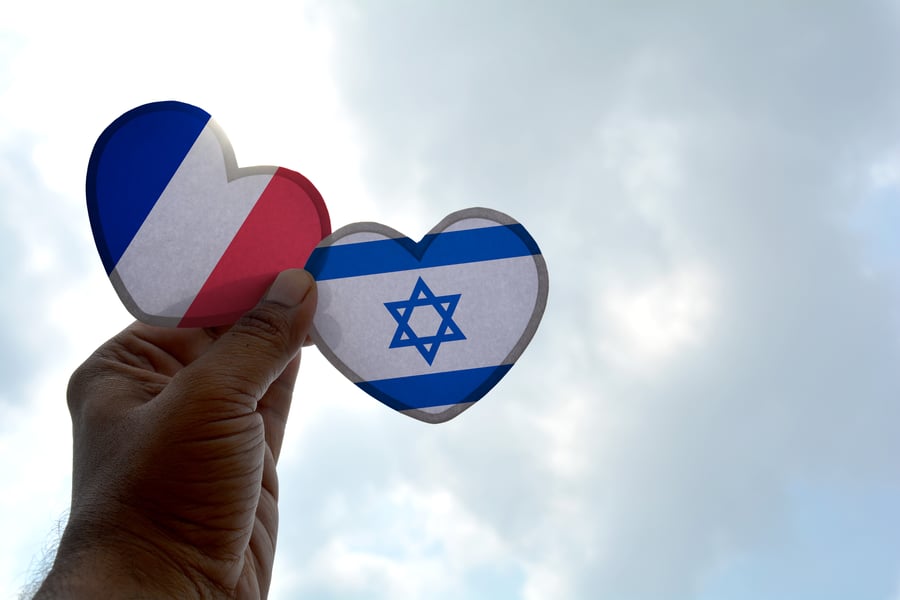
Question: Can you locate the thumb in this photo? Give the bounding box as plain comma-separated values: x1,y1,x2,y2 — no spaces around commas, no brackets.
171,269,317,411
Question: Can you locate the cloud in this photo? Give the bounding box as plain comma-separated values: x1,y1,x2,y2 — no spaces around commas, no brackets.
265,1,900,598
0,136,94,410
0,134,103,595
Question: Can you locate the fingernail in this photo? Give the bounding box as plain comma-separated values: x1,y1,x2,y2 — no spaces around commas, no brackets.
266,269,314,307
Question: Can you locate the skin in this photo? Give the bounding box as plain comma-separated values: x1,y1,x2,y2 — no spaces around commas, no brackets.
35,269,317,599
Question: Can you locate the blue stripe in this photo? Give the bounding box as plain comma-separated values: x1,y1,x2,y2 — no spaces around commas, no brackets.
356,364,513,411
87,101,210,273
306,224,541,281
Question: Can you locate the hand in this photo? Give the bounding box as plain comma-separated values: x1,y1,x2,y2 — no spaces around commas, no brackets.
36,269,317,599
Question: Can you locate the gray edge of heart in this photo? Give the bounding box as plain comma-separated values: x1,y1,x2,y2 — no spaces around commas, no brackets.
308,206,550,425
207,118,279,181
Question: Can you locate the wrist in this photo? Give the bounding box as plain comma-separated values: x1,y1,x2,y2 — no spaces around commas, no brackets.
35,516,226,599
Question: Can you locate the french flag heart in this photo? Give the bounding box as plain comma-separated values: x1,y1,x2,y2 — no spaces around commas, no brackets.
87,101,330,327
305,208,549,423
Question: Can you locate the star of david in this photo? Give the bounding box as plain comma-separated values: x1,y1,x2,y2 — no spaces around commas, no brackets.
384,277,466,365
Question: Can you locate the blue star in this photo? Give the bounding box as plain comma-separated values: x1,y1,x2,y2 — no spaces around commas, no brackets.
384,277,466,365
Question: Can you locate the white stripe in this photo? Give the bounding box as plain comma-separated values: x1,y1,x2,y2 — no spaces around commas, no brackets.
330,230,403,245
440,217,504,232
314,256,540,382
111,123,273,320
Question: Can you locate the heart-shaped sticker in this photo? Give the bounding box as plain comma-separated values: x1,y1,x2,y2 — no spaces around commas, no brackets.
306,208,549,423
87,101,331,327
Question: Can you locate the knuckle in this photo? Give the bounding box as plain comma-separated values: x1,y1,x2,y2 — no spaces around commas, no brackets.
66,357,103,414
218,376,266,406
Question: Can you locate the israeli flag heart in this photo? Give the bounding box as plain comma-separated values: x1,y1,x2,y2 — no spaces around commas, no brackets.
305,208,549,423
87,101,331,327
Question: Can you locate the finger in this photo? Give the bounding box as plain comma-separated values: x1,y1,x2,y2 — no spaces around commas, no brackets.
245,445,281,597
258,354,300,463
169,270,317,414
118,323,220,374
68,323,216,415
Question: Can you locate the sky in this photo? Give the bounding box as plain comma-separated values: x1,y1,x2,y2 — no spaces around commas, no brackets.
2,1,900,599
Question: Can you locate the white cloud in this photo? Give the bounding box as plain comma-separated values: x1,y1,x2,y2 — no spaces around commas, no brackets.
598,264,716,367
869,150,900,190
273,482,519,599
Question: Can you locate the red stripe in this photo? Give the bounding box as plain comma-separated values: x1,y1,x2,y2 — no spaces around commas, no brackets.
180,167,330,327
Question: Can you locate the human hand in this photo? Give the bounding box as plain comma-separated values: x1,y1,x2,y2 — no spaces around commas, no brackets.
36,269,317,599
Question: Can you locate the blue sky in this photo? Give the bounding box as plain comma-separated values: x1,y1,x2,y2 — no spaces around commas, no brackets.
2,1,900,599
